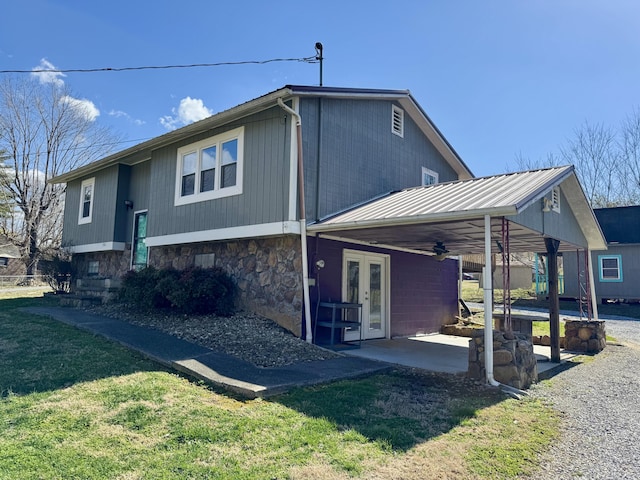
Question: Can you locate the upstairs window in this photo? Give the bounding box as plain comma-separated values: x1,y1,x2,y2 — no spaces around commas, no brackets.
175,126,244,206
599,255,622,282
392,105,404,137
422,167,439,186
78,177,95,225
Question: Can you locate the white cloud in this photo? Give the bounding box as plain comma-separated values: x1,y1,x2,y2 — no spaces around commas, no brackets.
31,58,65,87
60,95,100,122
109,109,145,126
160,96,213,131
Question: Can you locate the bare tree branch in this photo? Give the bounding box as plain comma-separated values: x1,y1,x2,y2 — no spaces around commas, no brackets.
0,76,120,274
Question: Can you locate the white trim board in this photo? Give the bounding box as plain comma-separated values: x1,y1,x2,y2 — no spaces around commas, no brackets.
145,221,302,247
69,242,126,253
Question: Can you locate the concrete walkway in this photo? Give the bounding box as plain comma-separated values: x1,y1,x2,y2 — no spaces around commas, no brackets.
24,307,389,398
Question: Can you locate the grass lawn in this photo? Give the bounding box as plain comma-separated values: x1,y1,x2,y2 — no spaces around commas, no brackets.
0,290,561,479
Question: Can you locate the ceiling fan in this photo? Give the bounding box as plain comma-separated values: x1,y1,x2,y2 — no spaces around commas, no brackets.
432,241,449,261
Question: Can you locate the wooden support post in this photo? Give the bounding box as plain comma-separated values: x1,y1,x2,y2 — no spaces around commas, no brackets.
545,238,561,363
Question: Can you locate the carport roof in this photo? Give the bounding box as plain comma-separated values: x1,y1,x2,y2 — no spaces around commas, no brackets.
308,166,607,255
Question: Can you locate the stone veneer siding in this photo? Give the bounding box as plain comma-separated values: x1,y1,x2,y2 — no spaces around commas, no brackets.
564,320,606,353
72,247,132,280
149,235,304,336
468,330,538,389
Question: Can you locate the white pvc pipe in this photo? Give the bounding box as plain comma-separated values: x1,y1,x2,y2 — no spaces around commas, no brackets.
482,215,528,398
483,215,499,387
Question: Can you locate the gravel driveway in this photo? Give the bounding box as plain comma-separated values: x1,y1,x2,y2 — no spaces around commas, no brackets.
526,316,640,479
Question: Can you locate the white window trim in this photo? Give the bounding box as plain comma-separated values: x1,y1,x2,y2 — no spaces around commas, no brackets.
78,177,95,225
392,105,404,138
174,126,244,206
421,167,439,186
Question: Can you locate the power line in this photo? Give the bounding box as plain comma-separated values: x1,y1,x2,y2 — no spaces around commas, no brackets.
0,56,319,75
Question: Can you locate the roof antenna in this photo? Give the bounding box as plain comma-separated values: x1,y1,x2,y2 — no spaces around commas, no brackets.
315,42,324,86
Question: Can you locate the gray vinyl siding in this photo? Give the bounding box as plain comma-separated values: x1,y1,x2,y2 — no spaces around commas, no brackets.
146,107,291,238
564,245,640,301
300,98,459,221
509,188,588,249
61,165,120,247
120,161,151,243
62,162,152,248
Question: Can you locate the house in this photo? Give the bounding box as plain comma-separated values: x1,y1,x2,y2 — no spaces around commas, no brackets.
0,236,23,280
563,205,640,303
51,85,606,352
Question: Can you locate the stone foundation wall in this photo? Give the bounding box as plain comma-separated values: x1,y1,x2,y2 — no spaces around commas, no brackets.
468,330,538,389
72,248,132,280
564,320,606,353
149,235,303,336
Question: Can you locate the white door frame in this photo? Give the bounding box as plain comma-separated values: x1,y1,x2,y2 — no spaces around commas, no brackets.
342,249,391,341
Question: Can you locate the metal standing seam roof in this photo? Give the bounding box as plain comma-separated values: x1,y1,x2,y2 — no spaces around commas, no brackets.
311,166,576,229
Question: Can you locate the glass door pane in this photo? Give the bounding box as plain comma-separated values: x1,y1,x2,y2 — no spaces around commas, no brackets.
345,259,361,326
368,262,382,331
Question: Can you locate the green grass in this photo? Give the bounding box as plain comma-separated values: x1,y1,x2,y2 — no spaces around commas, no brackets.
0,290,561,479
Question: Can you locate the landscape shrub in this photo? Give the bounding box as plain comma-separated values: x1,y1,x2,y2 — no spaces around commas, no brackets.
39,254,74,293
119,266,236,316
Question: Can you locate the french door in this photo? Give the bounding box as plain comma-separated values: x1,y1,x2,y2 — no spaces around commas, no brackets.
342,250,389,341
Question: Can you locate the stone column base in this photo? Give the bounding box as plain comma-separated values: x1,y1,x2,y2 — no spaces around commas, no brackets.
468,330,538,390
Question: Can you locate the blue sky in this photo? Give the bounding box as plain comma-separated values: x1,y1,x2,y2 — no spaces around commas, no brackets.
2,0,640,177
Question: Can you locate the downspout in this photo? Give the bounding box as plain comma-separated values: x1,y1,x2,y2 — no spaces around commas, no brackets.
278,98,313,343
483,215,527,398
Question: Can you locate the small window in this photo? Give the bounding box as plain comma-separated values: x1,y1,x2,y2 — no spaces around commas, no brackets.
175,127,244,206
422,167,439,186
194,253,216,269
78,177,95,224
87,261,99,276
392,105,404,138
599,255,622,282
0,257,8,268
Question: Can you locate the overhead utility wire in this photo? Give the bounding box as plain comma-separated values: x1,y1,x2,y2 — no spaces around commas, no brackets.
0,56,319,74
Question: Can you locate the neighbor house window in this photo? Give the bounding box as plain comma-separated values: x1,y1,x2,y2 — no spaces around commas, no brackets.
422,167,439,186
78,177,95,224
0,257,7,268
175,126,244,206
599,255,622,282
392,105,404,137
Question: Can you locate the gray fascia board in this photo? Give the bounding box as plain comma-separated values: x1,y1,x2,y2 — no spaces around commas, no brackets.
398,95,474,180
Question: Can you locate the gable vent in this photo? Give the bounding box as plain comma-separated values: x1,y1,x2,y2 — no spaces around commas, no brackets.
392,105,404,138
551,186,561,213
